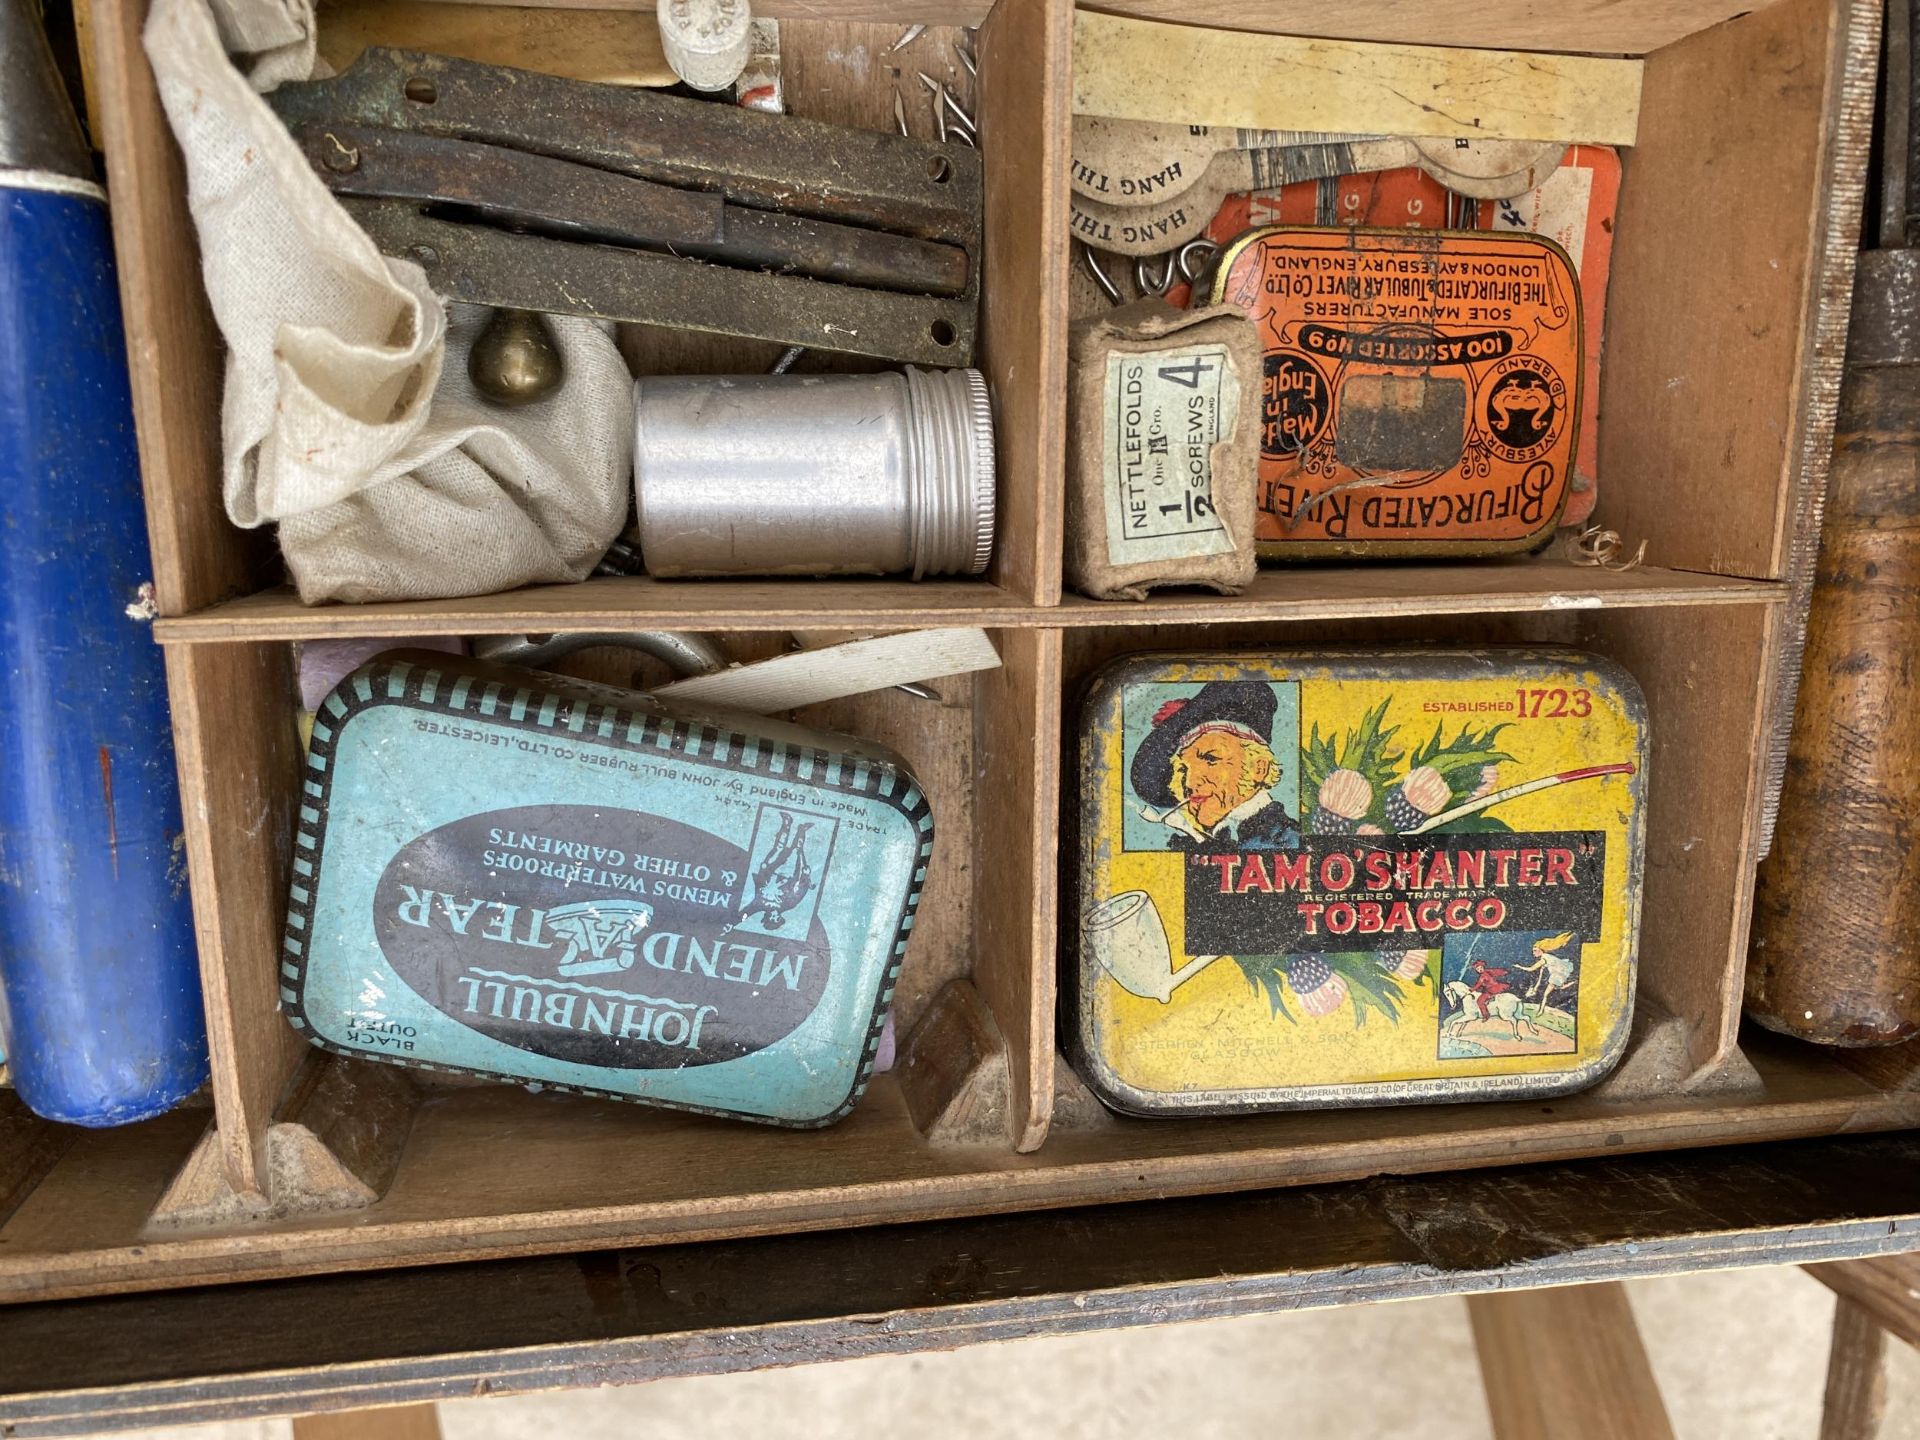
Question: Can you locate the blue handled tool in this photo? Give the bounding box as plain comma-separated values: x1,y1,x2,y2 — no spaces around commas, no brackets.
0,0,209,1124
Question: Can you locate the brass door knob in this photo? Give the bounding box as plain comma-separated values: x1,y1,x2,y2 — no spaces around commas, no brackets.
469,307,563,407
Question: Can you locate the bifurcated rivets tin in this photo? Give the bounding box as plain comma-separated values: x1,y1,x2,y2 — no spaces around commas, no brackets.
1072,650,1646,1116
1209,226,1584,560
281,652,932,1127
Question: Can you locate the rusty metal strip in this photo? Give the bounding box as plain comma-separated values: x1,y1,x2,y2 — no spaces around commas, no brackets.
296,121,723,247
269,48,982,244
350,201,976,366
298,124,971,297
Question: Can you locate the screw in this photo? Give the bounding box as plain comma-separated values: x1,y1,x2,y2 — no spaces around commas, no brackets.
320,135,360,174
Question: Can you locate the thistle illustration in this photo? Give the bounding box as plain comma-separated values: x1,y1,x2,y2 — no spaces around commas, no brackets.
1284,954,1348,1017
1301,698,1402,832
1308,768,1372,834
1236,949,1435,1027
1384,765,1453,832
1379,948,1431,982
1301,704,1515,833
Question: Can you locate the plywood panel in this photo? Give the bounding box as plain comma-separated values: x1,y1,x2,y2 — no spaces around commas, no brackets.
978,0,1071,604
800,672,978,1035
1072,1,1776,56
153,564,1781,643
1599,0,1872,584
164,644,308,1194
431,0,1788,57
1577,605,1777,1073
0,1036,1912,1304
5,1129,1920,1432
1072,11,1644,143
64,0,1880,1332
89,0,274,615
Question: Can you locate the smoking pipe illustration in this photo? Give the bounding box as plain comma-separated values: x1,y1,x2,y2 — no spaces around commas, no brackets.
1085,892,1226,1003
1402,763,1636,834
1090,764,1636,1003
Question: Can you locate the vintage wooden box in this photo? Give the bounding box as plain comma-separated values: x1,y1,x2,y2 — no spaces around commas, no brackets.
1,0,1917,1424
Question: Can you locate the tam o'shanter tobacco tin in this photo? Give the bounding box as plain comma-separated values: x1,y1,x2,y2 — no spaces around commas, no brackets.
282,653,932,1127
1073,651,1646,1116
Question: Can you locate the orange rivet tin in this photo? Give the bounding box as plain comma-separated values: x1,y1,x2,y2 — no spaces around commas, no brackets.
1209,226,1584,560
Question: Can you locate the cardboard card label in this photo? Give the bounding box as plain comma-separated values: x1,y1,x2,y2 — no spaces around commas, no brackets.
1102,343,1241,563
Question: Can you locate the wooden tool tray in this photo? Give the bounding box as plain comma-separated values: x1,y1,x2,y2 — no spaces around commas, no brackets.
1,0,1913,1325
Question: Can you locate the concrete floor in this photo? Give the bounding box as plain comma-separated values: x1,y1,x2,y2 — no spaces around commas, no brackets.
84,1263,1920,1439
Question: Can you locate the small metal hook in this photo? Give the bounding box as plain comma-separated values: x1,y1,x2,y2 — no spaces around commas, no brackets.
1134,253,1176,298
1078,243,1123,305
1177,238,1220,288
922,72,976,146
942,87,977,136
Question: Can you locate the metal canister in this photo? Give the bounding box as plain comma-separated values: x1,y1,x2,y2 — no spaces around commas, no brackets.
1072,650,1646,1116
282,651,932,1126
1209,227,1583,560
632,367,995,578
0,0,208,1125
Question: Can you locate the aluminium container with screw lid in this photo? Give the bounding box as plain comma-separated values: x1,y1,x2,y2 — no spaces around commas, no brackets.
633,366,995,578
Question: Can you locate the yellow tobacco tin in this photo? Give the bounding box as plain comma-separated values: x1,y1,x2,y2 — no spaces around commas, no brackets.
1071,650,1647,1116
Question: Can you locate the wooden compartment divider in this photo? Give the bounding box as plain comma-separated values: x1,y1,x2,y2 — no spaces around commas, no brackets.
162,643,306,1196
978,0,1073,607
88,0,273,614
972,627,1065,1147
1598,0,1874,583
0,0,1907,1311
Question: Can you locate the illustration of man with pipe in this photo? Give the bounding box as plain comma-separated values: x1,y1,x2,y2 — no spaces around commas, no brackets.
1131,682,1302,852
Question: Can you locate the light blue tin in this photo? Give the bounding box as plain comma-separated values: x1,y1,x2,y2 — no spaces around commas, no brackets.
281,651,933,1127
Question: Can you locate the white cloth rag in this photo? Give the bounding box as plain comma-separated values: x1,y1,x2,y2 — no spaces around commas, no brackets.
144,0,632,603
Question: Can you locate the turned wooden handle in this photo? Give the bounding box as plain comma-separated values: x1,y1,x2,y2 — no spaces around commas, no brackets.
1749,254,1920,1046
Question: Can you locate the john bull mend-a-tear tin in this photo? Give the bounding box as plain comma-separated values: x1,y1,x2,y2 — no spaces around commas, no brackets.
282,652,933,1127
1073,650,1646,1116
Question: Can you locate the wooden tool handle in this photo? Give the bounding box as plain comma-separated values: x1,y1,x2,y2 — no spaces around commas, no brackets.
1748,254,1920,1046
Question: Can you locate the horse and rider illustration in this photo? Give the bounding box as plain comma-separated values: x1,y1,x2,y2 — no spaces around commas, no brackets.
1440,932,1579,1057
